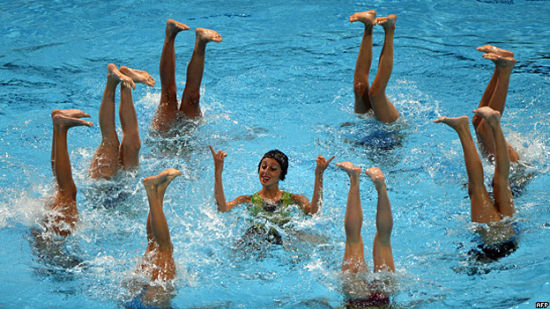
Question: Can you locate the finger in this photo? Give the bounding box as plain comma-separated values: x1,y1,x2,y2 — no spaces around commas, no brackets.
209,145,215,156
327,156,335,164
222,151,227,157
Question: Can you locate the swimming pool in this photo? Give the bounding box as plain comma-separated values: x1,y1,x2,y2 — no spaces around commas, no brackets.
1,0,549,308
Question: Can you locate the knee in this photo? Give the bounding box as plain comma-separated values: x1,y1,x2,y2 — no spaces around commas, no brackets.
492,173,510,188
353,81,368,97
368,85,383,100
467,185,477,198
122,135,141,153
184,89,201,106
467,184,487,200
374,232,392,247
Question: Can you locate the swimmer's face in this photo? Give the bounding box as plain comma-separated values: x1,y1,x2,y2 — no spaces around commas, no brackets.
258,158,282,186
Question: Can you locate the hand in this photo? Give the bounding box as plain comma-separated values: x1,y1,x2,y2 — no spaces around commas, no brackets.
315,155,335,175
209,145,227,173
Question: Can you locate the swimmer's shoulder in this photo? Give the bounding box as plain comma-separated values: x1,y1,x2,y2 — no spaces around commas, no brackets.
232,194,252,205
225,195,253,211
289,192,309,206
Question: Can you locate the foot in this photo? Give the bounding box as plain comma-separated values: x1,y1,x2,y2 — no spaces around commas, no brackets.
143,168,182,194
166,19,190,37
51,109,90,119
476,45,514,57
434,115,469,131
196,28,223,43
119,66,156,87
336,161,362,179
51,109,93,128
376,14,397,31
107,63,135,90
349,10,377,26
482,53,516,70
365,167,386,189
473,106,501,129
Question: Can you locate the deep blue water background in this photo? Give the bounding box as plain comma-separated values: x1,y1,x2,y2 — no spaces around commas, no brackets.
1,0,549,308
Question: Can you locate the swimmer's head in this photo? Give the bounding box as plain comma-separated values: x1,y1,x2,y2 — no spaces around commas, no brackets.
258,149,288,181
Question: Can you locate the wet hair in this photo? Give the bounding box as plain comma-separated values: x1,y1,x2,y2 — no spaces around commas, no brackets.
257,149,289,181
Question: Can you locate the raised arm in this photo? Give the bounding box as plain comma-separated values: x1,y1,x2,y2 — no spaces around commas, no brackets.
209,145,250,212
295,155,335,215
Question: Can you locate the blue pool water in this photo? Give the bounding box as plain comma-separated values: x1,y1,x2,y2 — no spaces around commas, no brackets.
1,0,549,308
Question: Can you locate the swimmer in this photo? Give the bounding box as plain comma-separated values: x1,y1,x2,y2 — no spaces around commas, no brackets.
209,146,333,217
89,63,155,179
126,168,181,308
349,10,400,123
47,109,93,236
152,19,222,131
473,45,519,162
336,162,395,307
435,107,517,260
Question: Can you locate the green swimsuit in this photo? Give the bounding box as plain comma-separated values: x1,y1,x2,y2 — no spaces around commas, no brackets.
242,191,295,246
248,191,294,226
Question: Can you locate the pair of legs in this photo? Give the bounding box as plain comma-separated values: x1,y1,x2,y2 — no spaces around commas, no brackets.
350,10,400,123
48,109,93,236
473,45,519,162
435,107,515,222
138,168,181,282
89,63,155,179
151,19,222,132
337,163,395,274
124,168,181,308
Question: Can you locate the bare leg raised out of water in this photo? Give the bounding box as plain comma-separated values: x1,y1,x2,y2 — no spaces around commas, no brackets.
368,15,400,123
179,28,222,119
140,168,182,281
473,49,519,162
337,161,367,273
90,63,135,179
152,19,190,132
128,169,181,308
337,163,395,307
49,109,93,236
350,10,376,114
473,45,514,127
474,107,515,217
336,162,395,272
365,167,395,272
118,66,155,169
434,116,501,223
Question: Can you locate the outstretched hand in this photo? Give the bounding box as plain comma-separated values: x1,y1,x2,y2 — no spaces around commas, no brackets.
315,155,335,175
209,145,227,173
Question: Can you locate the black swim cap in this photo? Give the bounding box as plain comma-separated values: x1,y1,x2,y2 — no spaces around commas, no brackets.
257,149,289,181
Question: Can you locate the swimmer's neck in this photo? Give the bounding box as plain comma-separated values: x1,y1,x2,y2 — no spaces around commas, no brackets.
258,184,282,201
